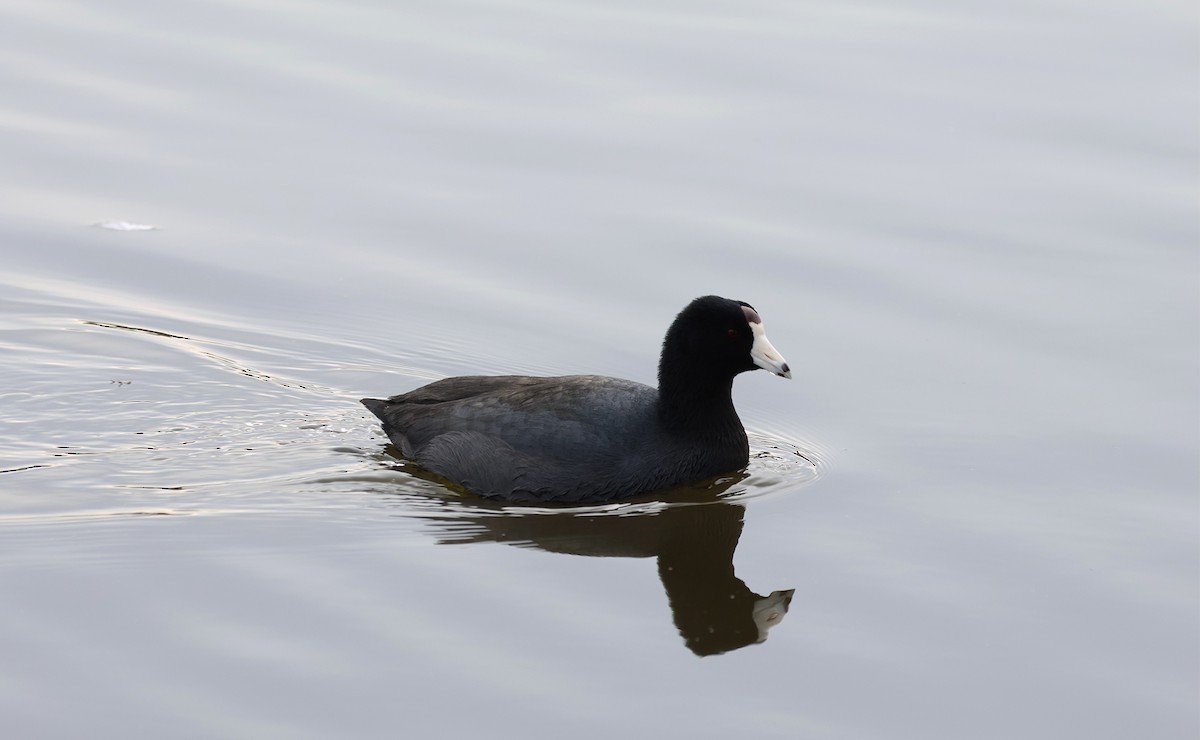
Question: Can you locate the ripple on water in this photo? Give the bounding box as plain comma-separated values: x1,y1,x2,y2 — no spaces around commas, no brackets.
737,429,823,502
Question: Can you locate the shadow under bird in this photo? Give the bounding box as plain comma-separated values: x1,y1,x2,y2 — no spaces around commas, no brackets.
361,295,791,503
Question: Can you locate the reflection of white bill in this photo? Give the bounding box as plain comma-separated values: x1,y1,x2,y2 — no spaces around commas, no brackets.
754,589,797,643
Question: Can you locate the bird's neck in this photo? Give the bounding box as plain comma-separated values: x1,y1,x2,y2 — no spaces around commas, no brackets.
656,361,741,435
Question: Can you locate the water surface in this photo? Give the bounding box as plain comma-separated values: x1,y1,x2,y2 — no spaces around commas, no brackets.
1,1,1196,738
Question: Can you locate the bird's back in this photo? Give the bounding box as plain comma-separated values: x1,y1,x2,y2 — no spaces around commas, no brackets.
362,375,678,501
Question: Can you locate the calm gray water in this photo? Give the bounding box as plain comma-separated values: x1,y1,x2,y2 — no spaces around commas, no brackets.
1,1,1196,738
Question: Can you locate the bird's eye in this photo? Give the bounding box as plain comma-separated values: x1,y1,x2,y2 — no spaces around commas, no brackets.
727,328,739,339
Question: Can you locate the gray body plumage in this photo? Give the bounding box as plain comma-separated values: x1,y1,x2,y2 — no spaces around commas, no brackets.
362,374,748,503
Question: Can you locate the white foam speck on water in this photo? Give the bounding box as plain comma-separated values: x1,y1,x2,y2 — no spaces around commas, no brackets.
92,221,158,231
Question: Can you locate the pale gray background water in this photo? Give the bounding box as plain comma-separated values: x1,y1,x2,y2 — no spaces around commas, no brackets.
1,1,1196,738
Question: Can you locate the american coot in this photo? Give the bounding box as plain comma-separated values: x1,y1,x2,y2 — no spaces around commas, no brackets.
361,295,790,503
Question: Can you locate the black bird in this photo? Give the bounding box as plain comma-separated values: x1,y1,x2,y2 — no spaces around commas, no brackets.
362,295,791,503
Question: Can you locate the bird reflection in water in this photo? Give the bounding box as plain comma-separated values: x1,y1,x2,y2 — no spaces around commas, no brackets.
407,470,795,656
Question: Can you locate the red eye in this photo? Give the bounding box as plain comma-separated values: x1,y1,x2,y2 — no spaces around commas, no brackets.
727,328,739,339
